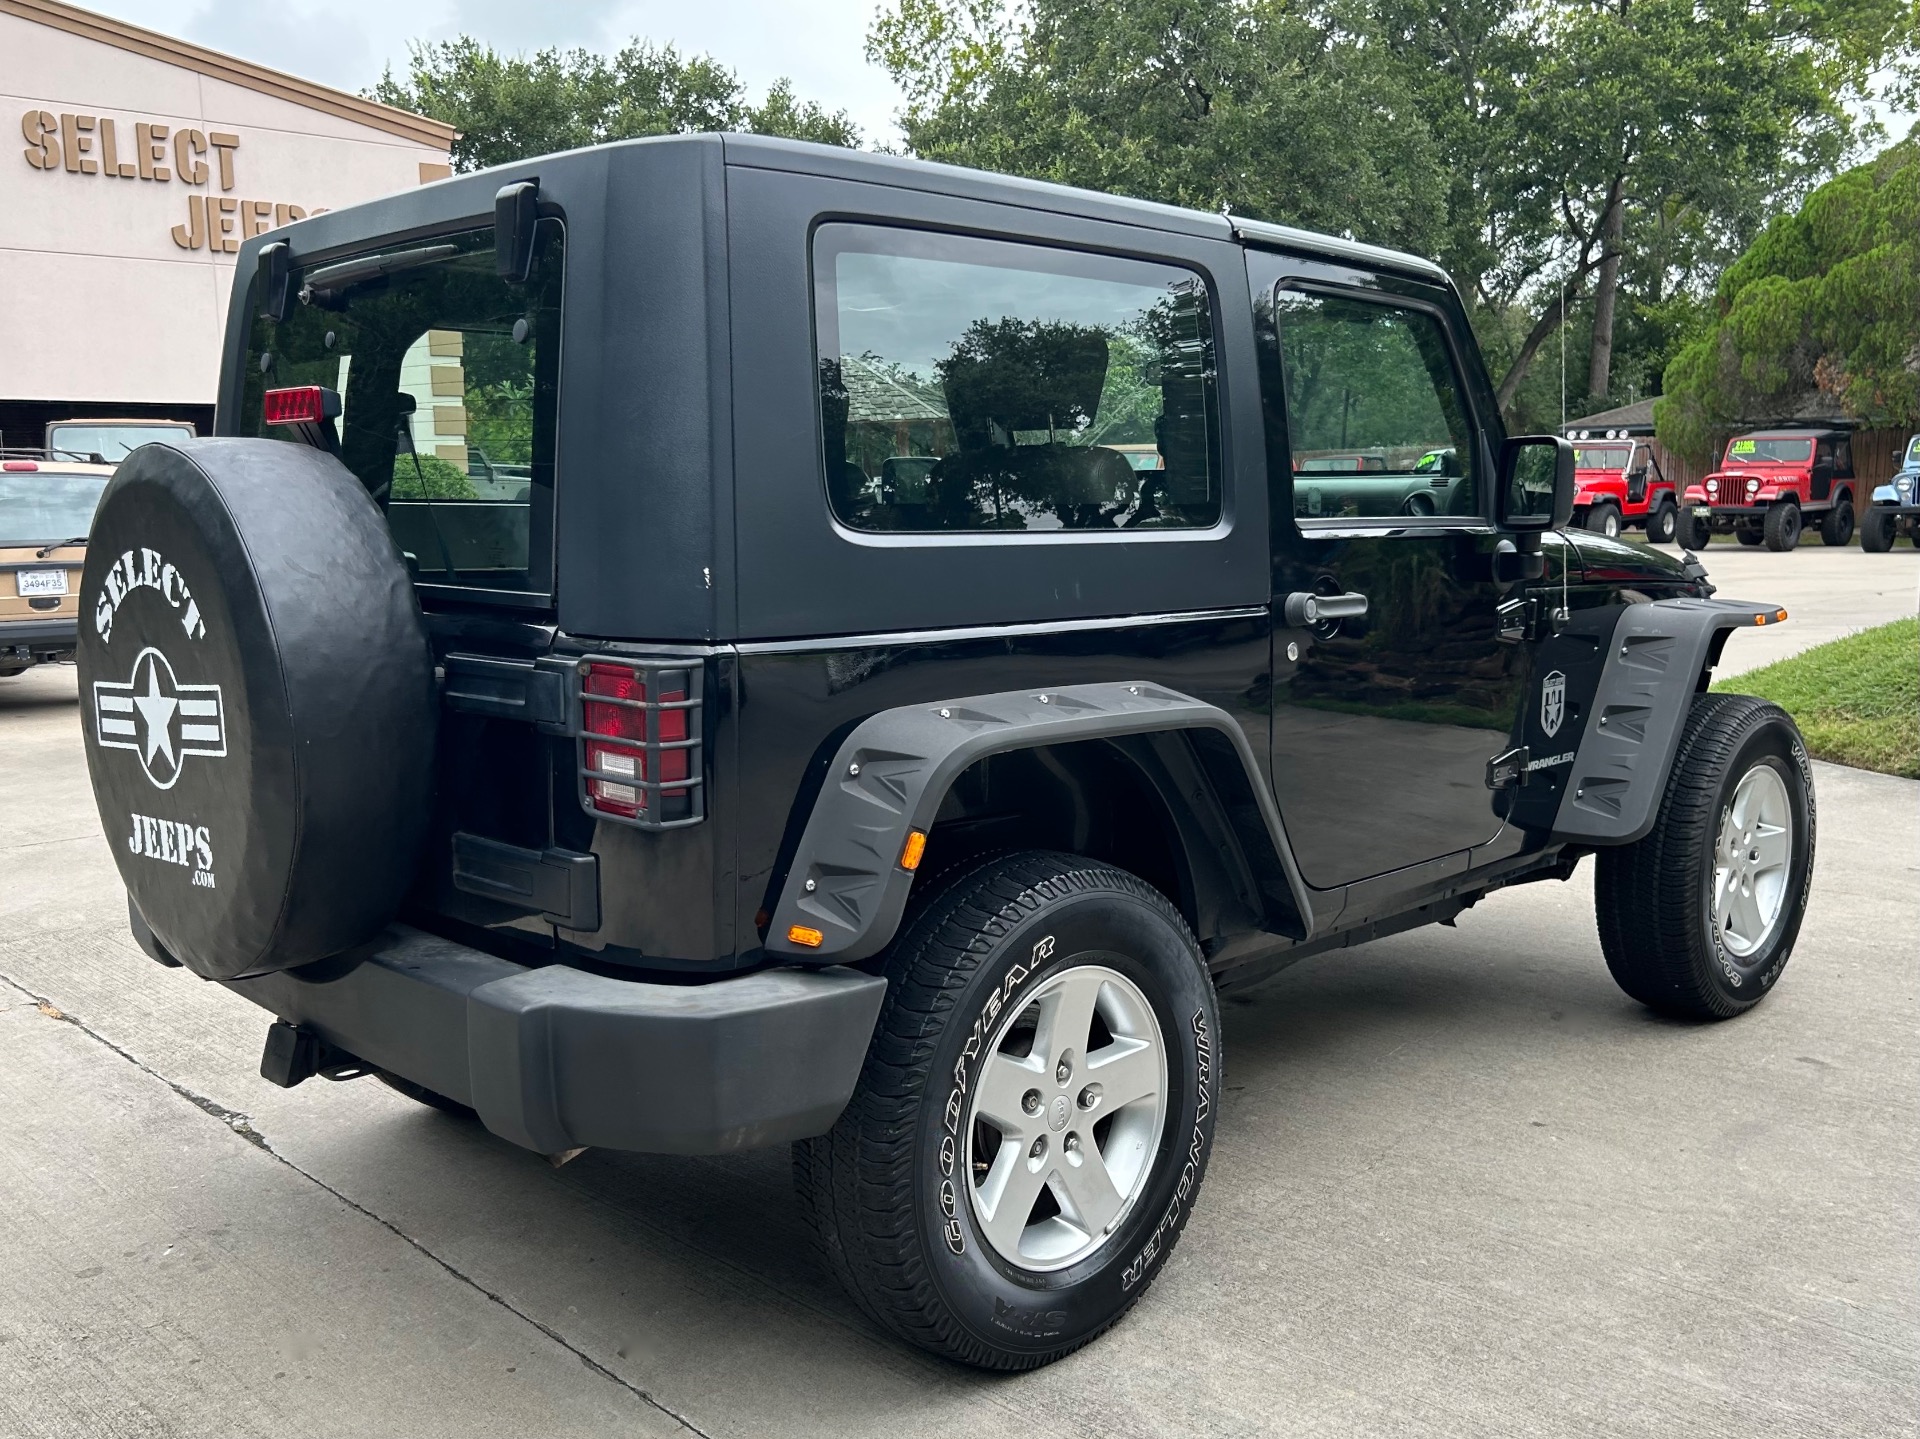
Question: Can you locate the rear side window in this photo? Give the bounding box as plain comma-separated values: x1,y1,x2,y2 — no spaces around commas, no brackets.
239,221,563,599
814,225,1221,534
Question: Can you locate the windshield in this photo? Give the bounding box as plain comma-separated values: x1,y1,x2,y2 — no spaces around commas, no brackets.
46,424,193,461
0,471,107,545
1904,436,1920,468
1725,437,1813,465
1572,445,1630,470
239,221,563,596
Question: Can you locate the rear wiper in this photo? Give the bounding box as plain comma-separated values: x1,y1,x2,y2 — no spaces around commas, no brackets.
299,245,459,305
35,536,89,558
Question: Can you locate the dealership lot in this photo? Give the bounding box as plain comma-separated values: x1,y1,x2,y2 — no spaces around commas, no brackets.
2,546,1914,1439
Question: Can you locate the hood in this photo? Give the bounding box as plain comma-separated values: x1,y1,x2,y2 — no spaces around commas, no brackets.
1559,530,1705,592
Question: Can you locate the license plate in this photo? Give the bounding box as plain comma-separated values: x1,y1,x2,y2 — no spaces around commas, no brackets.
15,568,68,597
1691,506,1711,517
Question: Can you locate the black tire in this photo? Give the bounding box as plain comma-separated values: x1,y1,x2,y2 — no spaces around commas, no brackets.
1734,527,1764,546
378,1072,477,1118
1585,502,1622,539
1595,695,1814,1020
797,852,1220,1370
1861,507,1896,552
1819,498,1855,546
1644,501,1678,544
1680,511,1712,550
1763,501,1801,551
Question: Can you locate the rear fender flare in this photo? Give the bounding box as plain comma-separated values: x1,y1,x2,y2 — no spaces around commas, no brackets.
764,683,1313,961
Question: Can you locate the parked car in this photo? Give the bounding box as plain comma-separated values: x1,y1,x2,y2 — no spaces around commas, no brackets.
78,136,1814,1371
1681,428,1857,551
1,453,111,676
1860,433,1920,552
1294,447,1466,516
43,418,196,463
1564,428,1679,542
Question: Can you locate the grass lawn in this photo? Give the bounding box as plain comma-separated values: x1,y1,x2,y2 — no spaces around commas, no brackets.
1717,617,1919,778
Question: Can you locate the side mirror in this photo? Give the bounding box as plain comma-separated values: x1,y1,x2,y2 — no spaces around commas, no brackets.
494,180,539,282
1498,435,1575,531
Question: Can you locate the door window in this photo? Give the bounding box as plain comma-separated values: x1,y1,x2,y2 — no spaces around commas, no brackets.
1273,290,1478,524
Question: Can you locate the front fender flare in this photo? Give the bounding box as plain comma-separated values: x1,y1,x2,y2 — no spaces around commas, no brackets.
764,682,1313,961
1550,597,1786,845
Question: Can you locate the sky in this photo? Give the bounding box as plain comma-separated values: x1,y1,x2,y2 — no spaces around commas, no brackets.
81,0,912,144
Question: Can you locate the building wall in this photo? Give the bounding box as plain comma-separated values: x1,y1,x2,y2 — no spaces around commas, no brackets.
0,7,449,413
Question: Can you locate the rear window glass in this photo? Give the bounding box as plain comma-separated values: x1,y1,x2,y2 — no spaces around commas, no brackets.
0,471,107,545
239,221,563,598
46,424,193,462
814,226,1221,534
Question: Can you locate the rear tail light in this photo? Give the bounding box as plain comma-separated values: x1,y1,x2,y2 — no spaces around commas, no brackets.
1,460,37,471
575,659,702,829
263,385,341,426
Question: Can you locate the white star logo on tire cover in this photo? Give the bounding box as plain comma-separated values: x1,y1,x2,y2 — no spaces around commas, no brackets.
94,647,226,790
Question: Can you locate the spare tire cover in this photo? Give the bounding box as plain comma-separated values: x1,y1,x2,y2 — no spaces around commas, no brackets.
78,439,435,980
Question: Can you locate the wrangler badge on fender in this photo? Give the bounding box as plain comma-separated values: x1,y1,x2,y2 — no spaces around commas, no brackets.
1540,669,1567,739
93,646,227,790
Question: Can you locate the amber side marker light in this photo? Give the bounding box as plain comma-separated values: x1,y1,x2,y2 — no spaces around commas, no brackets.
900,829,928,872
787,924,825,949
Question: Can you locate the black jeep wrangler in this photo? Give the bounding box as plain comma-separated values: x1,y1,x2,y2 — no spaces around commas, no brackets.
78,136,1815,1371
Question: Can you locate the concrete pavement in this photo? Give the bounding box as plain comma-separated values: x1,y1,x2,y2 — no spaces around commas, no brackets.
2,657,1915,1438
1676,541,1917,675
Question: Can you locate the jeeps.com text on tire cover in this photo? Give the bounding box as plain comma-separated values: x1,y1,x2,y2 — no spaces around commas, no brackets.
76,136,1816,1371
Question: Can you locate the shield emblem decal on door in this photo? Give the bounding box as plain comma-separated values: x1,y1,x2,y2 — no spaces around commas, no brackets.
1540,670,1566,739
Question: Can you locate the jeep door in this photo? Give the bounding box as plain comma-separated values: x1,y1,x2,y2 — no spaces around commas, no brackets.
1250,250,1531,891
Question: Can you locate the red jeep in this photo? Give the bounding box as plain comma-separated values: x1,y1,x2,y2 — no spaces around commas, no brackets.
1681,429,1857,551
1565,428,1678,542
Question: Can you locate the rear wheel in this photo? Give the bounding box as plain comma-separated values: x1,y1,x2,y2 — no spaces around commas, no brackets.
1734,526,1763,547
797,851,1219,1370
1644,501,1678,544
1763,501,1802,551
1595,695,1813,1019
1586,502,1622,539
1819,498,1855,546
1861,507,1896,552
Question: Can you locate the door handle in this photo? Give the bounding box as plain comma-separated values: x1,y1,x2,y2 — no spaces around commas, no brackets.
1283,591,1368,627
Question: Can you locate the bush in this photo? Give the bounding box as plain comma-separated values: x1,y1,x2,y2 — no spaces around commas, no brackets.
391,453,477,499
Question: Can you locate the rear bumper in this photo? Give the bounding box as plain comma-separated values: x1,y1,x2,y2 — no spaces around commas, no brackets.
213,924,888,1156
0,616,78,652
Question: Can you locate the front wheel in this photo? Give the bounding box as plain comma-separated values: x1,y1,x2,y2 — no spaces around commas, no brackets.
797,852,1220,1370
1586,502,1622,539
1645,502,1678,544
1861,507,1896,552
1595,695,1814,1019
1680,511,1712,550
1819,498,1855,546
1763,501,1802,551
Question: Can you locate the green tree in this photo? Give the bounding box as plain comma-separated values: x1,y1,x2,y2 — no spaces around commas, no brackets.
1655,136,1919,465
370,37,858,172
869,0,1451,255
873,0,1917,425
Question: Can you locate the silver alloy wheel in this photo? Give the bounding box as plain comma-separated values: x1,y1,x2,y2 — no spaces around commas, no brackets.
1713,764,1793,959
1603,509,1620,537
964,963,1168,1272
